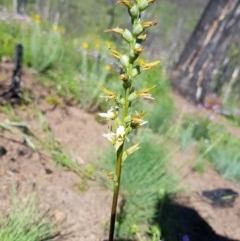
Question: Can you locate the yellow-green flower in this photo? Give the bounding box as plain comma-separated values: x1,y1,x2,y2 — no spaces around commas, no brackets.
138,57,145,65
95,42,100,49
52,24,59,31
33,13,41,24
105,64,112,71
82,42,89,49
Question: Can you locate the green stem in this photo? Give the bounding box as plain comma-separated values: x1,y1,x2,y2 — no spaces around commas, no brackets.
108,85,130,240
108,143,124,241
123,86,130,118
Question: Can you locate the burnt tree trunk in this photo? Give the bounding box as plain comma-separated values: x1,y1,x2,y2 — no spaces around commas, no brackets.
172,0,240,104
17,0,27,14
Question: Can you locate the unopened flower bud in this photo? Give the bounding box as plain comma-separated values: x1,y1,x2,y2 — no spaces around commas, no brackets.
131,67,140,78
134,43,143,55
122,29,134,43
129,49,136,60
120,55,130,67
134,43,142,49
137,33,147,43
120,73,129,81
129,5,139,17
133,23,143,36
137,0,148,11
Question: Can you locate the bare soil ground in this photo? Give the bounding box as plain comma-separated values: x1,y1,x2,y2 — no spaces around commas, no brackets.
0,62,240,241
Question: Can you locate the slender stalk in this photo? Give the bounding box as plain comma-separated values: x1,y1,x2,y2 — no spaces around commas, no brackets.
109,84,130,241
108,143,124,241
123,87,130,118
101,1,158,240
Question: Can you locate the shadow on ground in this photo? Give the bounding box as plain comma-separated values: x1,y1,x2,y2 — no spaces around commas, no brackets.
153,199,240,241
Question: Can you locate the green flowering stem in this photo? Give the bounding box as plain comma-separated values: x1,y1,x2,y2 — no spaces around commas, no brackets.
99,1,158,240
123,88,130,117
109,143,124,241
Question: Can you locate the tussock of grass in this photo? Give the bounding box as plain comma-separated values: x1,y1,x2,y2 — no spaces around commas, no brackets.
0,195,59,241
180,115,240,182
202,134,240,182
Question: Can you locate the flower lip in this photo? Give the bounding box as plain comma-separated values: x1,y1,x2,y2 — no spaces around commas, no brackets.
99,107,117,120
102,132,116,143
116,125,125,138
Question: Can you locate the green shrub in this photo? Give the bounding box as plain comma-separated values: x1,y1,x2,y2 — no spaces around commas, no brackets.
0,20,21,58
0,12,64,73
181,115,240,182
24,23,64,72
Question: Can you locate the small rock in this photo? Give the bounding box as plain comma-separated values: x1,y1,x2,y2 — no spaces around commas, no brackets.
53,209,67,224
10,157,16,162
45,168,53,174
0,146,7,157
9,168,19,173
17,149,27,156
